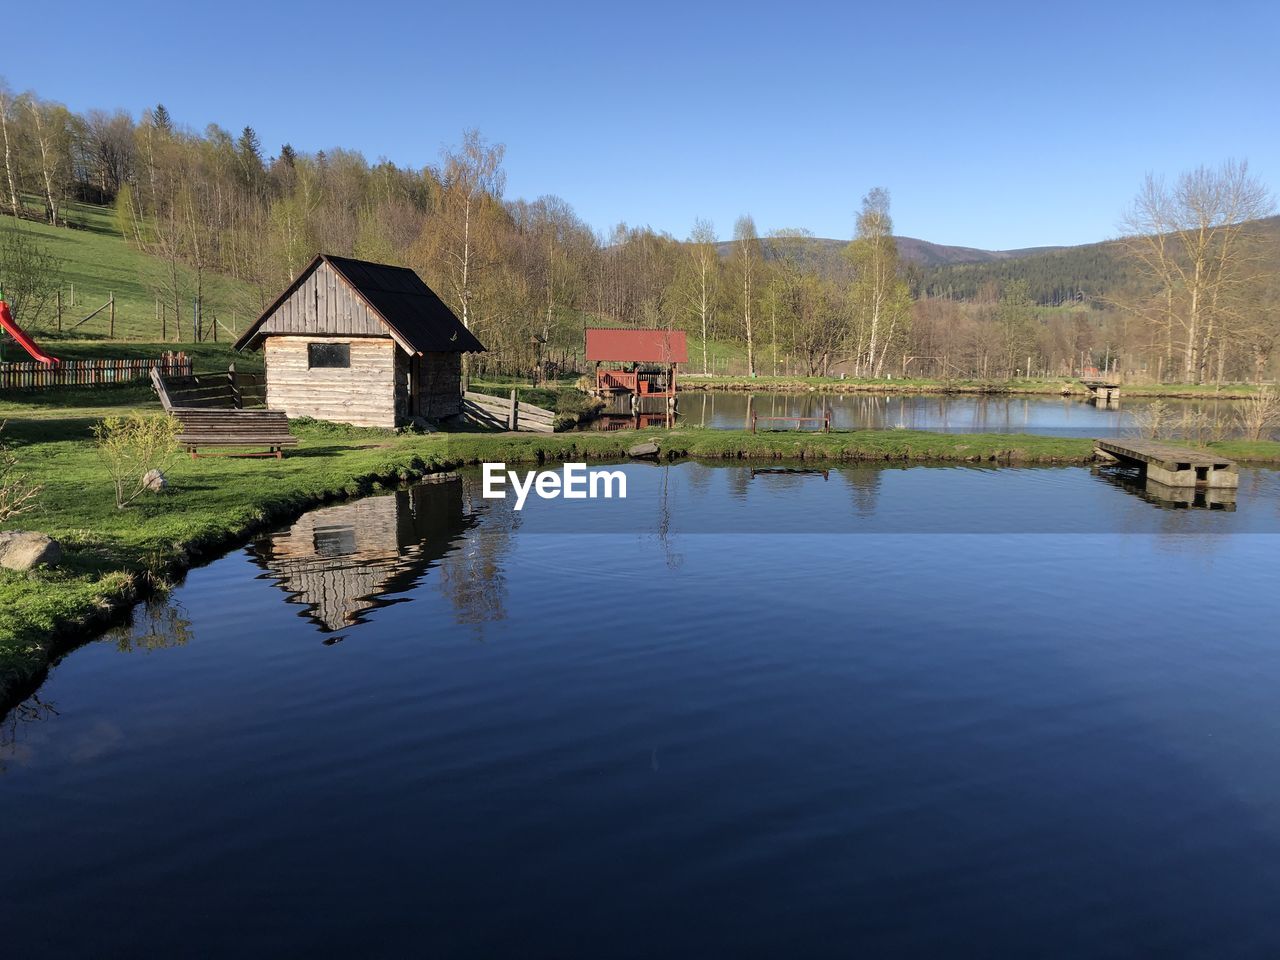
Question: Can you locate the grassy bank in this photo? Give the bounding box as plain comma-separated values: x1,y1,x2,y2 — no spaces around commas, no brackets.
678,374,1267,400
1,202,255,342
2,388,1279,706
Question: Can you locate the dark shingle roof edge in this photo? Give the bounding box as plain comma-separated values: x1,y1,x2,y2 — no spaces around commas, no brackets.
233,254,486,354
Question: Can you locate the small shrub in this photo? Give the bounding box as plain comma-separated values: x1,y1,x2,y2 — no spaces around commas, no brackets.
93,413,180,509
1176,407,1232,446
1130,400,1173,439
0,421,42,523
1237,388,1280,442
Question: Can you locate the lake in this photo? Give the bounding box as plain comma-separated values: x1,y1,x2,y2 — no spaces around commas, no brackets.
4,463,1280,957
650,391,1257,439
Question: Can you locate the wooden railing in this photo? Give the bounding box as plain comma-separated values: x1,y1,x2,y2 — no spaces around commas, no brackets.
751,412,831,433
0,352,192,390
151,364,266,411
596,370,674,396
462,390,556,433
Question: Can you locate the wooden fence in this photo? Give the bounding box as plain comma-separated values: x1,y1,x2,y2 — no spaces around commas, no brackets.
0,352,193,390
462,390,556,433
151,364,266,410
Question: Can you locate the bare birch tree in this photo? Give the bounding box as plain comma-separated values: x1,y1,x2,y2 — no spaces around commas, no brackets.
1121,160,1273,382
0,81,20,218
685,218,719,375
846,189,911,377
24,95,70,227
733,215,760,377
418,129,506,334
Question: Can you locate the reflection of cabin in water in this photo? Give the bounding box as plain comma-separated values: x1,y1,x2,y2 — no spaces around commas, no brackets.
233,255,485,428
251,480,472,632
586,328,687,416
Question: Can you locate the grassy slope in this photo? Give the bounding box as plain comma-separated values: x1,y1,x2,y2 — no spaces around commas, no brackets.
2,201,256,342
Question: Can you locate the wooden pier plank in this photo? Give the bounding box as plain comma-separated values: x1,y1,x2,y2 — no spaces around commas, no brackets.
1096,439,1235,471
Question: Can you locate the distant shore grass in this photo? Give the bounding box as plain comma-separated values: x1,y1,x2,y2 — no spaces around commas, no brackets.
677,374,1266,400
2,388,1278,708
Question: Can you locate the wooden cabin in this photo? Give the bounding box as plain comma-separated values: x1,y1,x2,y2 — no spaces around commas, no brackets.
233,255,485,428
585,328,688,416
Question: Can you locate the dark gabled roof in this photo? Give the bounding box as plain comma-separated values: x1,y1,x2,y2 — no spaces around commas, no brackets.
234,254,486,354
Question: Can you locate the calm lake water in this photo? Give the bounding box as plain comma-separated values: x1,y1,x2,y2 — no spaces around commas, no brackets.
665,391,1256,439
4,463,1280,957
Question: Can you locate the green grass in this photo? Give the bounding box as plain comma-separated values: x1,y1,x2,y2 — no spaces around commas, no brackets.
2,201,257,342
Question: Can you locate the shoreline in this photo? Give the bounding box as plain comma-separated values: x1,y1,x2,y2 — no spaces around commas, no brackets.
676,376,1266,400
3,427,1278,711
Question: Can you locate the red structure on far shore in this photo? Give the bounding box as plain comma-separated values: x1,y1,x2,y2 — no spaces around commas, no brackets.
585,328,687,417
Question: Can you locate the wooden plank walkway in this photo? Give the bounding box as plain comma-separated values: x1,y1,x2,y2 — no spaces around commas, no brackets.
1095,439,1238,488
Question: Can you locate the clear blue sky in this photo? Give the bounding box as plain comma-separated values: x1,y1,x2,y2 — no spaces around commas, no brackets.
10,0,1278,249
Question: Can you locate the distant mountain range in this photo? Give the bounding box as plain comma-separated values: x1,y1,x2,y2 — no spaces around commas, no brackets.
715,216,1280,305
894,237,1066,267
714,235,1066,269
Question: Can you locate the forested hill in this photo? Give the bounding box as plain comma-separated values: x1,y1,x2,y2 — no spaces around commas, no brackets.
713,235,1063,273
910,238,1131,306
724,216,1280,307
895,237,1064,267
911,215,1280,306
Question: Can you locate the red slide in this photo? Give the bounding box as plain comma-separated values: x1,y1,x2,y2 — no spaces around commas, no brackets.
0,295,59,364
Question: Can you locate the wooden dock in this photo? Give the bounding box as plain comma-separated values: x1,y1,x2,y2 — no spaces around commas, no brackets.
1081,379,1121,404
1095,439,1238,489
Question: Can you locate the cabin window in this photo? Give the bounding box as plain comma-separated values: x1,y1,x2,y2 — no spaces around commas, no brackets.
308,343,351,369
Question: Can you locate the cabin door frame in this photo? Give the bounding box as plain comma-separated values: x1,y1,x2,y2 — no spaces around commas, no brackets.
408,355,422,418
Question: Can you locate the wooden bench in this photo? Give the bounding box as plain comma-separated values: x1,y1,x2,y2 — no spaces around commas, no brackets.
172,409,298,459
152,368,297,459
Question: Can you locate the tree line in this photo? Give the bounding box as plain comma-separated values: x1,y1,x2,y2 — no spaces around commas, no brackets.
0,78,1276,383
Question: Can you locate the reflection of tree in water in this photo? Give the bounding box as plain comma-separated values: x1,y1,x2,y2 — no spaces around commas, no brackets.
654,465,683,569
437,476,518,631
251,480,474,634
0,693,58,774
839,466,883,518
727,464,752,500
105,596,195,653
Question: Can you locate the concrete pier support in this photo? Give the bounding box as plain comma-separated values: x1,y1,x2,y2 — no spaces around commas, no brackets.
1095,439,1239,490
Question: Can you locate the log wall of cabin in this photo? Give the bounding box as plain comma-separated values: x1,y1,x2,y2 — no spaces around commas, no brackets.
413,352,463,419
264,336,398,428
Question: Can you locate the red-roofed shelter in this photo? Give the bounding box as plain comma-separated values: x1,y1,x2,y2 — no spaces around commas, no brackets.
585,328,688,364
584,328,686,410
